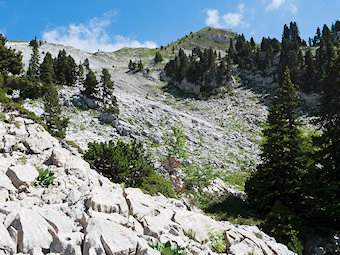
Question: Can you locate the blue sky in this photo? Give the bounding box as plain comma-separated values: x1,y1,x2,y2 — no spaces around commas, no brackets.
0,0,339,52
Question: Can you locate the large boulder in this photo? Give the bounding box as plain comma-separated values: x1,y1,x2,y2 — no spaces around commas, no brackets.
86,186,129,217
0,222,15,253
6,165,39,189
4,208,55,253
83,218,139,255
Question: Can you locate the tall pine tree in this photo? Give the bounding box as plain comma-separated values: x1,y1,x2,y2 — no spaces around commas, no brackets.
246,67,306,215
83,69,99,99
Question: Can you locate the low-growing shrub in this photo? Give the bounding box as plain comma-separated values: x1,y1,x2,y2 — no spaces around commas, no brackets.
35,168,56,188
65,140,84,154
149,241,187,255
84,139,175,197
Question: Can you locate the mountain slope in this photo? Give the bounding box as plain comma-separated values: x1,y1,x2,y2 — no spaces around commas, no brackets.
8,40,267,192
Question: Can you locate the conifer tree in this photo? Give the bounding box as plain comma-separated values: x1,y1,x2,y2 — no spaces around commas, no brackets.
77,64,84,85
100,68,114,104
0,34,22,77
303,49,317,92
138,60,144,73
128,60,136,71
83,58,90,70
245,67,306,215
43,85,68,139
83,69,99,99
65,55,77,86
154,51,163,63
27,37,40,82
39,52,54,85
311,55,340,227
54,50,67,85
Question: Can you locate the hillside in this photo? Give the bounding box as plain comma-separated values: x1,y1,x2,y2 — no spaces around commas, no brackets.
7,40,266,193
1,22,339,254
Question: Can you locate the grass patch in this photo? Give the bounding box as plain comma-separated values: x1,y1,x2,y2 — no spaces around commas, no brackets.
65,140,84,154
223,171,249,191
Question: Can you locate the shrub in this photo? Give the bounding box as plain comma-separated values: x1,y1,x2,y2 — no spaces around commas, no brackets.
84,139,175,197
149,241,187,255
35,168,56,188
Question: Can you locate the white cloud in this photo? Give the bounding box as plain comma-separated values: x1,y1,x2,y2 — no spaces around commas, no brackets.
42,14,157,52
206,9,222,27
265,0,285,11
205,4,248,29
263,0,297,13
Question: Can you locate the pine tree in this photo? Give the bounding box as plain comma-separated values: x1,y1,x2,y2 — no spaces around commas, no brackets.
100,68,114,104
27,37,40,82
39,52,54,85
128,60,136,71
154,52,163,63
0,34,23,77
77,64,84,85
311,55,340,227
43,85,68,139
138,60,144,73
65,55,77,86
83,69,99,99
54,50,67,85
250,37,256,49
302,49,317,92
245,67,306,215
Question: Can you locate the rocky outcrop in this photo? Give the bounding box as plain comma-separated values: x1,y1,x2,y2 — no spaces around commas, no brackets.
0,110,296,254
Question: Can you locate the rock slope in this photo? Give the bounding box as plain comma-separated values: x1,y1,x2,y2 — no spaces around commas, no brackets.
8,41,267,192
0,107,295,254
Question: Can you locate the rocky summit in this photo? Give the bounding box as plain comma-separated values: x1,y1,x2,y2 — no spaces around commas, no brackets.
0,106,295,254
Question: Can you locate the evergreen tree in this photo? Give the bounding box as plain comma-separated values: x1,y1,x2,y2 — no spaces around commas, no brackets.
302,49,317,92
39,52,54,85
83,69,99,99
43,85,68,139
100,68,114,104
128,60,136,71
311,55,340,228
154,51,163,63
245,67,306,216
250,37,256,49
65,55,77,86
0,34,23,77
77,64,84,85
27,37,40,82
54,50,67,85
83,58,90,70
138,60,144,72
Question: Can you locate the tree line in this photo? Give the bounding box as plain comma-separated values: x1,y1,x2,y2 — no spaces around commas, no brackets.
0,35,118,139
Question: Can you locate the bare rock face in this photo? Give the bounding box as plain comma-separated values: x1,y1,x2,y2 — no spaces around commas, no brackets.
6,165,38,189
0,102,296,254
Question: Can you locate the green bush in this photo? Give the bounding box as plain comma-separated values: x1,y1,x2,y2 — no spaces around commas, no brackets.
149,241,186,255
84,139,175,197
35,168,56,188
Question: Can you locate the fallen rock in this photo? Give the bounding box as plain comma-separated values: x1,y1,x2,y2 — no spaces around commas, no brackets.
6,165,39,189
83,218,139,255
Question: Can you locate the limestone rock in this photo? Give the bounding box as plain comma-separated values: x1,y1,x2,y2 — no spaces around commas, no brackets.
50,232,83,255
6,165,39,189
83,218,139,255
86,186,129,217
5,208,55,253
0,221,15,253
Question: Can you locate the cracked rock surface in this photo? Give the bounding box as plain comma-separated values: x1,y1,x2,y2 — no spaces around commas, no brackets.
0,109,296,254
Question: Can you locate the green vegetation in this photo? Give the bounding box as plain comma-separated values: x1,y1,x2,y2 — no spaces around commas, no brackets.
65,140,84,154
149,241,187,255
43,85,69,139
84,139,175,197
162,121,187,160
164,47,232,95
208,230,226,253
35,168,56,188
